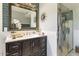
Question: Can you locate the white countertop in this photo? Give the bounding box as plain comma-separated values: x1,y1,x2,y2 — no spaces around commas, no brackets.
5,34,47,43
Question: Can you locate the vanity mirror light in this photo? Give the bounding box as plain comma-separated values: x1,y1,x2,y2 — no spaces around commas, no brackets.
9,3,39,30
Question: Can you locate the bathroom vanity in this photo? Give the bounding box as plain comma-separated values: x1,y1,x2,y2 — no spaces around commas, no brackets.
6,35,47,56
4,3,47,56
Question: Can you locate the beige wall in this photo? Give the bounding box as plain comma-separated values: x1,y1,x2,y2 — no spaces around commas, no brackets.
0,3,2,32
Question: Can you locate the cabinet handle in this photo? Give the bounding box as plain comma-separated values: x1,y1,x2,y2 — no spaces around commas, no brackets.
12,45,19,48
33,42,34,47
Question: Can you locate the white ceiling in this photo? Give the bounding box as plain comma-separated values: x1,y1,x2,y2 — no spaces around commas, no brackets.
63,3,79,6
62,3,79,10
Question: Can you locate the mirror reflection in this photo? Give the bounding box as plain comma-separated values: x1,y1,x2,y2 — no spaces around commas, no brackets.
11,6,36,30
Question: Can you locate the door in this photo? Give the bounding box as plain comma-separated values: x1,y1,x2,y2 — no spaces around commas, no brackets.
22,40,31,56
57,8,73,56
31,38,41,56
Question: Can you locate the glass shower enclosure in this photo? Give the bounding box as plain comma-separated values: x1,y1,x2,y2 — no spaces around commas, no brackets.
57,4,73,56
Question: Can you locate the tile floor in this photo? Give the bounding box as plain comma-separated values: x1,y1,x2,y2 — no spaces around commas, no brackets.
67,50,79,56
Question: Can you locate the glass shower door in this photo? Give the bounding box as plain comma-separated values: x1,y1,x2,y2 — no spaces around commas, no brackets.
57,10,73,56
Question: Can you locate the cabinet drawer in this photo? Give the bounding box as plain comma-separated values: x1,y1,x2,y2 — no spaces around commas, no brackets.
6,42,22,56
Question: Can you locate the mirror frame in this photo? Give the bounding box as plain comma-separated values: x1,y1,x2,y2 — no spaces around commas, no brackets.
9,3,39,31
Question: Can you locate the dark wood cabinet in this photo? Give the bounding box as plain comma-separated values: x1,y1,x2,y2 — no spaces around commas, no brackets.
6,36,47,56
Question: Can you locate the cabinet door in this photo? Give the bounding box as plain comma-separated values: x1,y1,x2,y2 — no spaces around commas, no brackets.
22,40,31,56
40,37,47,56
31,37,47,56
30,38,40,56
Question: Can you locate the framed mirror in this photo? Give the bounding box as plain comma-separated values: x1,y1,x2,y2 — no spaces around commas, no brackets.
9,3,39,31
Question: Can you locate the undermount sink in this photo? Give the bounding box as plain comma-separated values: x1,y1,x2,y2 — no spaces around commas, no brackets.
10,31,44,39
11,31,25,39
12,35,24,39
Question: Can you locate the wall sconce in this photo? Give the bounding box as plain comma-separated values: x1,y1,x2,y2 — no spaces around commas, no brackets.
41,13,46,21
